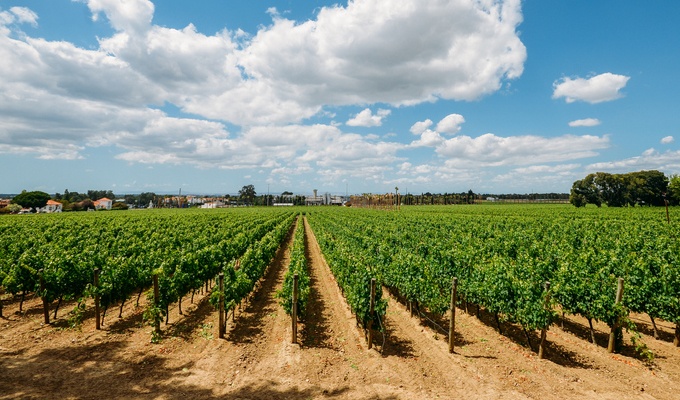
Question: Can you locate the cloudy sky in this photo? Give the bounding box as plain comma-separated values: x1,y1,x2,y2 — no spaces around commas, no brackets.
1,0,679,196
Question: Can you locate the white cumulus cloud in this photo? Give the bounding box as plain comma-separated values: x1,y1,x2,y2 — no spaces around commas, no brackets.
587,148,680,174
437,133,610,166
0,0,528,179
9,7,38,26
410,119,433,135
239,0,526,109
661,136,674,144
553,73,630,104
569,118,601,127
346,108,391,127
410,130,444,148
436,114,465,135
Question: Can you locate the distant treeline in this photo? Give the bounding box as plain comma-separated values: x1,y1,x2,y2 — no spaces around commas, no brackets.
52,190,158,209
350,190,569,208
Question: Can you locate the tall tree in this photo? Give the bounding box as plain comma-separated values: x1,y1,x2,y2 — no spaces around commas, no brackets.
668,174,680,206
239,185,256,205
570,175,601,207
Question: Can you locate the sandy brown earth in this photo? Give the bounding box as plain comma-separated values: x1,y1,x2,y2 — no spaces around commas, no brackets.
1,216,680,399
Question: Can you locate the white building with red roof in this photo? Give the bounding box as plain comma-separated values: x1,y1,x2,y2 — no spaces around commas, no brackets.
40,200,63,213
94,197,113,210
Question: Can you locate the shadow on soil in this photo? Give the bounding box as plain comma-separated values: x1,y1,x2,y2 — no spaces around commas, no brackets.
470,307,592,369
224,380,398,400
629,315,676,344
225,221,295,345
0,329,396,400
300,233,336,350
0,340,216,399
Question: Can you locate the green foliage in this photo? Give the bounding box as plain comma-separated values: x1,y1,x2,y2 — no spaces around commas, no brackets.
210,213,297,318
68,297,87,329
308,212,387,330
569,192,586,208
112,202,128,210
307,204,679,351
277,215,310,317
1,204,678,354
570,170,669,207
0,208,296,342
11,190,51,210
668,174,680,205
239,184,256,205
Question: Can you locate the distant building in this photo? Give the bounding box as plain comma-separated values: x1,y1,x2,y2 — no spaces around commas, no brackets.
201,201,225,209
40,200,63,213
305,189,324,206
94,198,113,210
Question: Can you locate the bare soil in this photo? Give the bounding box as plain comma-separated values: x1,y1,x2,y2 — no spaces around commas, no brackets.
1,217,679,399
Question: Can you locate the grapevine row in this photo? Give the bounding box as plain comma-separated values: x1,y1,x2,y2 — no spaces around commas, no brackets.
0,209,295,326
308,205,680,351
277,214,311,318
306,211,387,331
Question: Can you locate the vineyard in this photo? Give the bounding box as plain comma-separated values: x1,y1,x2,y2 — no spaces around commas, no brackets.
1,205,679,399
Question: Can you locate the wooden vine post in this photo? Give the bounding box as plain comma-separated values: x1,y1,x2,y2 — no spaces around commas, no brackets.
218,273,225,339
94,269,101,330
292,273,298,344
368,278,376,350
608,278,624,353
152,274,161,336
538,281,551,359
39,269,49,324
448,277,458,353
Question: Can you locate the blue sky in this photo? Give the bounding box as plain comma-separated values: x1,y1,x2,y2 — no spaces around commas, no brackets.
1,0,679,196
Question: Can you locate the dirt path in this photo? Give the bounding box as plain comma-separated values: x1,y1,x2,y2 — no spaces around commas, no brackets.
1,216,680,399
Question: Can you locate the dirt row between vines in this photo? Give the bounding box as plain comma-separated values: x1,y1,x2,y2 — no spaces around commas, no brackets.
1,216,679,399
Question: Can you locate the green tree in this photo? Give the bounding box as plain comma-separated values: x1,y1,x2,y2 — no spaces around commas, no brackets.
668,174,680,206
11,190,51,211
569,192,587,207
625,170,668,206
239,185,256,205
593,172,628,207
570,176,601,207
112,202,129,210
139,192,156,207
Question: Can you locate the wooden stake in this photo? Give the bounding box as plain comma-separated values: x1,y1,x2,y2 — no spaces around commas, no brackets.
448,277,458,353
538,282,551,359
368,278,376,349
292,273,298,344
674,323,679,347
153,274,161,335
608,278,624,353
94,269,101,330
218,273,225,339
39,269,49,325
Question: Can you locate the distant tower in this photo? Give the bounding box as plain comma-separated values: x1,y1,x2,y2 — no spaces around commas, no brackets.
313,189,318,198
